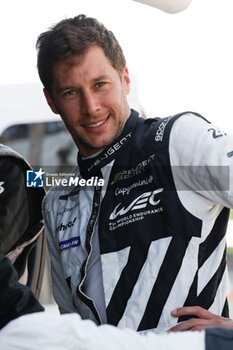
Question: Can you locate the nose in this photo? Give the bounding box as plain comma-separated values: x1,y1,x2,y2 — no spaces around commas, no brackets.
81,90,100,116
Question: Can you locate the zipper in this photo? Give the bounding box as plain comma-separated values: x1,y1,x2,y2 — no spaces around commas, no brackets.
76,184,102,324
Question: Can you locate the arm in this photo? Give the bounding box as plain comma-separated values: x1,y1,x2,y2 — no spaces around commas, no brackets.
0,252,44,329
169,114,233,331
169,113,233,209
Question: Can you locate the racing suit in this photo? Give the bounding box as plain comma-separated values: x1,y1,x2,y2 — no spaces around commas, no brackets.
43,109,232,332
0,144,44,256
0,144,45,328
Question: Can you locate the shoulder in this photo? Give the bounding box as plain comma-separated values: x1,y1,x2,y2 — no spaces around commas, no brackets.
169,111,231,168
0,143,31,169
136,111,207,138
170,111,210,130
133,112,206,151
169,111,226,152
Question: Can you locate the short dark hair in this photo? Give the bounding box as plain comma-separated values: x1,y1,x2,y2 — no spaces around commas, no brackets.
36,14,126,93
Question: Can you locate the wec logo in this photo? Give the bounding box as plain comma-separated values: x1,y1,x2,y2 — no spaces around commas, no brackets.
110,188,163,220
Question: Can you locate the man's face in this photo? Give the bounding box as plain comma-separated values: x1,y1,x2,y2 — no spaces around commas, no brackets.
44,46,131,157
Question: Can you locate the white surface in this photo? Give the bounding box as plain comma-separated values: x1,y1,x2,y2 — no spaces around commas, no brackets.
134,0,192,13
43,303,59,314
0,312,205,350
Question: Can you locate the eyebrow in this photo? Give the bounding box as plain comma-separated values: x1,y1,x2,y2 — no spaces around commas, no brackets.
92,74,110,82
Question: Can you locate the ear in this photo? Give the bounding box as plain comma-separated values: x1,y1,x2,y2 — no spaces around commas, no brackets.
122,66,130,95
43,88,59,115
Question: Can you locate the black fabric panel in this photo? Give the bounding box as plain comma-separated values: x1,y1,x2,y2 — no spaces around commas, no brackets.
178,273,198,323
138,236,188,331
179,249,228,323
198,208,229,268
106,242,150,325
197,249,228,316
221,298,229,317
0,251,44,329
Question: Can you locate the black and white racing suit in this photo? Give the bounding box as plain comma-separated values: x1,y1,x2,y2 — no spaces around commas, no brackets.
43,109,233,333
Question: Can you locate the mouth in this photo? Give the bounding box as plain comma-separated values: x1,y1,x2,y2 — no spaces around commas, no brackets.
85,115,110,128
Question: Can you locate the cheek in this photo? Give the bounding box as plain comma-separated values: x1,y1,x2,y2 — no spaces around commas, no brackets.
103,87,124,108
59,100,81,119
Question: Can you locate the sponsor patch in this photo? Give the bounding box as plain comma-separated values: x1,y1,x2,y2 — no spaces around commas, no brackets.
110,188,163,220
155,117,170,142
56,217,77,232
115,176,153,196
57,203,79,216
111,155,156,184
59,236,80,252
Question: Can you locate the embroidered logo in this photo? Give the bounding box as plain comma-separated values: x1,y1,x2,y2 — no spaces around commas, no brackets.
56,217,77,232
155,117,170,142
110,188,163,220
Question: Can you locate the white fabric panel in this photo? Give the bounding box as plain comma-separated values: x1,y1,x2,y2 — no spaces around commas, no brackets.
101,247,131,307
118,237,172,330
197,237,226,296
156,237,199,331
208,268,228,315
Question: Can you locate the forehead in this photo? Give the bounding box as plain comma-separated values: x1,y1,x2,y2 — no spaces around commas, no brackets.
52,46,116,85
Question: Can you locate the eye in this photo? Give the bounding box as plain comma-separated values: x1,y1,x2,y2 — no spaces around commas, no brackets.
64,90,77,96
62,90,78,99
96,82,106,88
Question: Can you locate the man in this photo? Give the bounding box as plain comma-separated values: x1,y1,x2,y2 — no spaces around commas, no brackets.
37,14,233,332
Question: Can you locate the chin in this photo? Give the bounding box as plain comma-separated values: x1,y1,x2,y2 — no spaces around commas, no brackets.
90,134,116,149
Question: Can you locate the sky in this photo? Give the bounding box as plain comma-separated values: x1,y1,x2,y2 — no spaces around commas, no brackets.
1,0,233,130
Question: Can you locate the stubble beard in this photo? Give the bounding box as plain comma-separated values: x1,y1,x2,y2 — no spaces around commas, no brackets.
73,114,127,155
